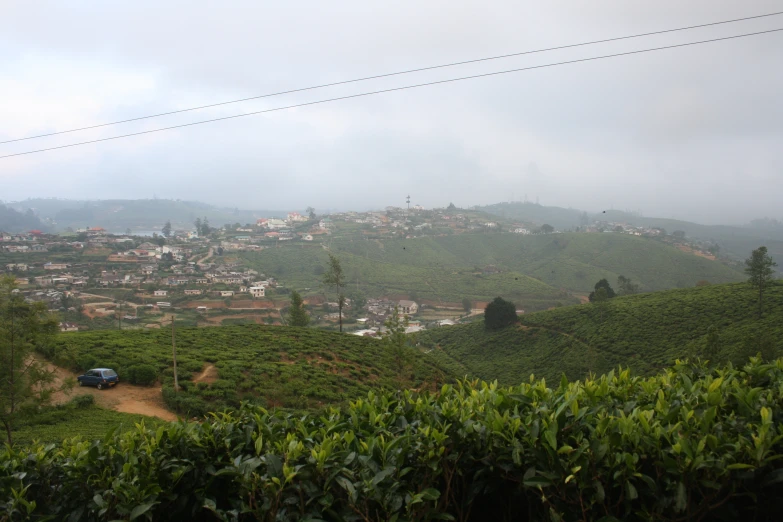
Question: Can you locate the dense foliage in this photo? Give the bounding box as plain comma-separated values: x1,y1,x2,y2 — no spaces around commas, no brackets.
43,325,448,416
588,278,616,302
124,364,158,386
286,291,309,327
484,297,518,330
3,359,783,521
420,282,783,385
0,276,62,445
744,246,778,318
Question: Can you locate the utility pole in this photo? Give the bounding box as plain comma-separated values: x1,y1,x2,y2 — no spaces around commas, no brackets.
171,314,179,392
406,195,410,213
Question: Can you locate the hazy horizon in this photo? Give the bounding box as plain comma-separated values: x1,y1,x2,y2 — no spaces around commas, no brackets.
2,1,782,225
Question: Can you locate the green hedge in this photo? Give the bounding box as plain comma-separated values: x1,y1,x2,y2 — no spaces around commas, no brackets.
124,364,158,386
2,359,783,521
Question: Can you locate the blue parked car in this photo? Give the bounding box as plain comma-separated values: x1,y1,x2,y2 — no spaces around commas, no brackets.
77,368,119,390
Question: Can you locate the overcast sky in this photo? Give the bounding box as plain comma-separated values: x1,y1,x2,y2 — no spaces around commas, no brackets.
1,1,781,224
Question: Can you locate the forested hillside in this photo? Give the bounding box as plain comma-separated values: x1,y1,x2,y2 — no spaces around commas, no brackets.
0,203,47,232
419,282,783,384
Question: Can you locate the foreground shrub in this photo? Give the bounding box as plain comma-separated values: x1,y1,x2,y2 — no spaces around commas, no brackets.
2,358,783,521
69,395,94,408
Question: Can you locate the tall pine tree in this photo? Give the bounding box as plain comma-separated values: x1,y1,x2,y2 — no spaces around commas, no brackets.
287,291,310,327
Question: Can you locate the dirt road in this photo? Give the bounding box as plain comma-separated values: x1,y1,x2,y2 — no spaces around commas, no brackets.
47,361,178,422
197,247,214,267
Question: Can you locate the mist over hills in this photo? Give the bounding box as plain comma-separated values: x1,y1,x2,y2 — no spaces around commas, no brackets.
2,197,780,274
0,203,48,233
2,198,289,232
479,201,783,265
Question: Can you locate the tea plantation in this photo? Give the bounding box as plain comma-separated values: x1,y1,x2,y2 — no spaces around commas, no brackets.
420,282,783,384
3,359,782,521
43,326,451,416
240,232,743,306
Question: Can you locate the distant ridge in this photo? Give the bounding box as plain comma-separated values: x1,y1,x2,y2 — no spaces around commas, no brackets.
480,201,783,266
7,198,289,231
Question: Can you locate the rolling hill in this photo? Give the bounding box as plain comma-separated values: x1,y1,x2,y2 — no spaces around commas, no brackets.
240,232,744,309
7,198,288,231
0,203,48,233
480,201,783,269
419,281,783,384
43,325,451,416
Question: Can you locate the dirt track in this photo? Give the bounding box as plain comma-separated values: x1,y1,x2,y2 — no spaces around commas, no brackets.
47,361,178,422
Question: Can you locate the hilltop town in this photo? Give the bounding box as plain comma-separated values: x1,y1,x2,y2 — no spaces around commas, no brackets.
1,203,734,338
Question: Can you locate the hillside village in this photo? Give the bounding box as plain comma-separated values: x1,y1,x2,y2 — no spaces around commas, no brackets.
1,204,735,335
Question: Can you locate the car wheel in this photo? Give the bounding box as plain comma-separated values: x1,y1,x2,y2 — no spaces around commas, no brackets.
96,383,104,390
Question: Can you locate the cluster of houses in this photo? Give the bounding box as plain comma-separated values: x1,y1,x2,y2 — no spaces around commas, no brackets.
0,228,164,253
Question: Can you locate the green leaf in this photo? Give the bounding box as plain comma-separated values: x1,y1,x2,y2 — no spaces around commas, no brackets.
335,476,356,501
727,463,755,470
371,467,396,486
625,481,638,500
418,488,440,501
523,477,552,488
675,482,687,513
129,502,157,521
265,454,283,477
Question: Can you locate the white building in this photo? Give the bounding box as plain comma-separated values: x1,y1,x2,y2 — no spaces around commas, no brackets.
287,212,308,223
398,300,418,315
249,286,266,298
154,290,168,297
267,219,287,230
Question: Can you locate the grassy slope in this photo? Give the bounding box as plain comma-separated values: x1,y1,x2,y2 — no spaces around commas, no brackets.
419,322,595,384
481,202,783,269
419,282,783,385
241,233,742,307
47,325,451,412
239,242,574,310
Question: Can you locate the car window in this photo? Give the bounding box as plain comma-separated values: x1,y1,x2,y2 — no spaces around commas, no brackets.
86,371,96,376
103,370,117,377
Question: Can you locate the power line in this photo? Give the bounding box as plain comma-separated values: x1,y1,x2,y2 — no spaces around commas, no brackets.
1,27,781,161
2,11,781,145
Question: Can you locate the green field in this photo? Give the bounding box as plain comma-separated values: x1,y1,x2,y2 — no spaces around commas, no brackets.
419,281,783,384
11,400,166,446
239,232,743,310
44,325,451,415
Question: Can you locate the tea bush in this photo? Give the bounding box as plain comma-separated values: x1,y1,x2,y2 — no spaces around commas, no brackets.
46,325,449,414
3,358,782,521
125,364,158,386
421,282,783,384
